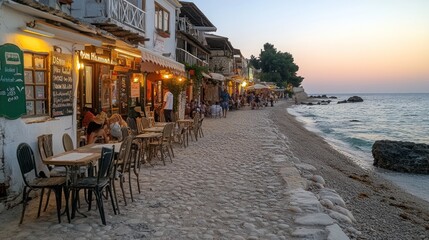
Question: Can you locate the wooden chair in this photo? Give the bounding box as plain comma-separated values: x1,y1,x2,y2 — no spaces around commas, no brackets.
113,136,134,206
62,133,74,152
198,117,204,138
188,113,200,141
70,146,117,225
145,106,155,127
141,117,150,129
136,117,143,134
148,123,174,165
126,117,138,135
16,143,69,224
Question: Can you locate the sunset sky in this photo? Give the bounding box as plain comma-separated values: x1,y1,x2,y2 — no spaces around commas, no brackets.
190,0,429,93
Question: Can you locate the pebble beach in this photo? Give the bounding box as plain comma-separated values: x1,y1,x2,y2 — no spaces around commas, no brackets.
0,99,428,239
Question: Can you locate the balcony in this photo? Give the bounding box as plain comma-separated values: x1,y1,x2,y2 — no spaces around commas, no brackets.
73,0,146,44
176,48,208,67
177,17,203,43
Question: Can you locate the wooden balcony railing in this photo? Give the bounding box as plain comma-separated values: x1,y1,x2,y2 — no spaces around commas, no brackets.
107,0,145,33
176,48,208,67
177,17,203,43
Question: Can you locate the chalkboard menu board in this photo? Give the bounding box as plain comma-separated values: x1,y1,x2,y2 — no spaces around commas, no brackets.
0,44,26,119
51,52,73,117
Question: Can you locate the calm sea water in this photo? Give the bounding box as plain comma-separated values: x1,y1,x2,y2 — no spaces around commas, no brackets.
288,93,429,202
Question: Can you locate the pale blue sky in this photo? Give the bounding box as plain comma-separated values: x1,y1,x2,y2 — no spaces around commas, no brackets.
190,0,429,93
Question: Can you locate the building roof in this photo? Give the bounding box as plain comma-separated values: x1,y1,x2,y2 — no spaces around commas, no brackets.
179,1,216,29
205,33,234,52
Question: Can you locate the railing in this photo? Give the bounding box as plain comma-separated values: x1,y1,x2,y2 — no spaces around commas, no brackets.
177,17,203,43
176,48,208,67
107,0,145,33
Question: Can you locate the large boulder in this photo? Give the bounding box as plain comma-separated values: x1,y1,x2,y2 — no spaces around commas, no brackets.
347,96,363,102
372,140,429,174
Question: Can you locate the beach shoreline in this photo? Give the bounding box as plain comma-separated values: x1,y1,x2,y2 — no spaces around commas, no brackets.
272,100,429,239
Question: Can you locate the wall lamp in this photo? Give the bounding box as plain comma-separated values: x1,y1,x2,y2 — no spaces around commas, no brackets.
114,48,141,58
20,26,55,38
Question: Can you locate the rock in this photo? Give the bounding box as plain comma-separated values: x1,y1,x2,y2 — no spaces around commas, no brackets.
332,205,355,222
372,140,429,173
320,199,334,209
292,227,325,238
347,96,363,102
318,188,346,208
311,175,326,185
337,96,363,104
295,213,335,226
326,224,350,240
328,211,353,224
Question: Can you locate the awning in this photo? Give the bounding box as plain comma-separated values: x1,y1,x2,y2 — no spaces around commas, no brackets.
209,72,225,81
202,72,211,78
139,47,185,76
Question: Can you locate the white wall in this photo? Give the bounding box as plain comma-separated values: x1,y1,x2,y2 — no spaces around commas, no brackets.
145,0,178,59
0,5,78,205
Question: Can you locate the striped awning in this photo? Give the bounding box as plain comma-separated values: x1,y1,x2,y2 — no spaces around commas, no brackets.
139,47,185,76
209,72,225,81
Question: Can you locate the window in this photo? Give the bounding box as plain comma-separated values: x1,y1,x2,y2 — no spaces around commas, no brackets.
24,52,49,116
155,3,170,34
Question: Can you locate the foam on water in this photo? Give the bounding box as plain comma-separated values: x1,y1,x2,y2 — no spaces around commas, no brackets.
288,93,429,202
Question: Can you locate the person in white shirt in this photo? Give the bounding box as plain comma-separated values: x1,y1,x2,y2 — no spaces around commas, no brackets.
162,86,174,122
210,102,222,118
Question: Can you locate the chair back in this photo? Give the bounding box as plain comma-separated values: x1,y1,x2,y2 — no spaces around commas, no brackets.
116,136,133,173
141,117,150,129
144,106,151,117
62,133,74,152
159,111,165,122
37,134,53,161
97,146,115,183
16,143,37,187
121,126,129,139
162,123,174,139
126,117,137,134
136,117,143,134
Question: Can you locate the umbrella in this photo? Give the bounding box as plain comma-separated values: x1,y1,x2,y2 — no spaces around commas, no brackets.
246,84,269,90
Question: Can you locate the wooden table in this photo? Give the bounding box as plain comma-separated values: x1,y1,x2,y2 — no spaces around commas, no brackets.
154,122,169,127
135,132,162,164
142,126,164,133
75,143,122,154
43,144,117,219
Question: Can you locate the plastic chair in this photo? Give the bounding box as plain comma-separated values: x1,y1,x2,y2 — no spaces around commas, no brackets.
70,146,117,225
16,143,69,224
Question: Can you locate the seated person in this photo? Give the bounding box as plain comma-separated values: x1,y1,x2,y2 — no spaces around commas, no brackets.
87,113,109,144
108,114,127,141
81,107,95,128
210,102,222,118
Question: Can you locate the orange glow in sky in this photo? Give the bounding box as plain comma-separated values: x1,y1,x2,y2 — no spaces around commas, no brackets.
191,0,429,93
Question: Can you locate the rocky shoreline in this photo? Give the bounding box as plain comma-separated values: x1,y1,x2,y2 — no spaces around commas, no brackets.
274,101,429,239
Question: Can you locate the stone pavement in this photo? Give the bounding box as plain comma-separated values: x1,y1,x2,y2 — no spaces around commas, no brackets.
0,100,355,239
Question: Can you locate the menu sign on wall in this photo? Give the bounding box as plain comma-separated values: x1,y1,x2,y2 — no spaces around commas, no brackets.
0,44,26,119
51,52,73,117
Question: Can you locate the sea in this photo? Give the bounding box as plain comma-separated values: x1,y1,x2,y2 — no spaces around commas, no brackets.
287,93,429,202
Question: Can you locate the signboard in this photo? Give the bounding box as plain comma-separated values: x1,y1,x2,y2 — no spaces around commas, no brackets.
131,81,140,98
0,44,26,119
51,51,73,117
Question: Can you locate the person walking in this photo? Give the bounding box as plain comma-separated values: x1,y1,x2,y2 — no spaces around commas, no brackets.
220,87,230,118
162,86,174,122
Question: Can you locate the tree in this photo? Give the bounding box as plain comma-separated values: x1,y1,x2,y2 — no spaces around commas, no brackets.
252,43,304,87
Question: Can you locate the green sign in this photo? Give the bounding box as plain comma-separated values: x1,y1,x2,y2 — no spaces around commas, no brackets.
0,44,26,119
